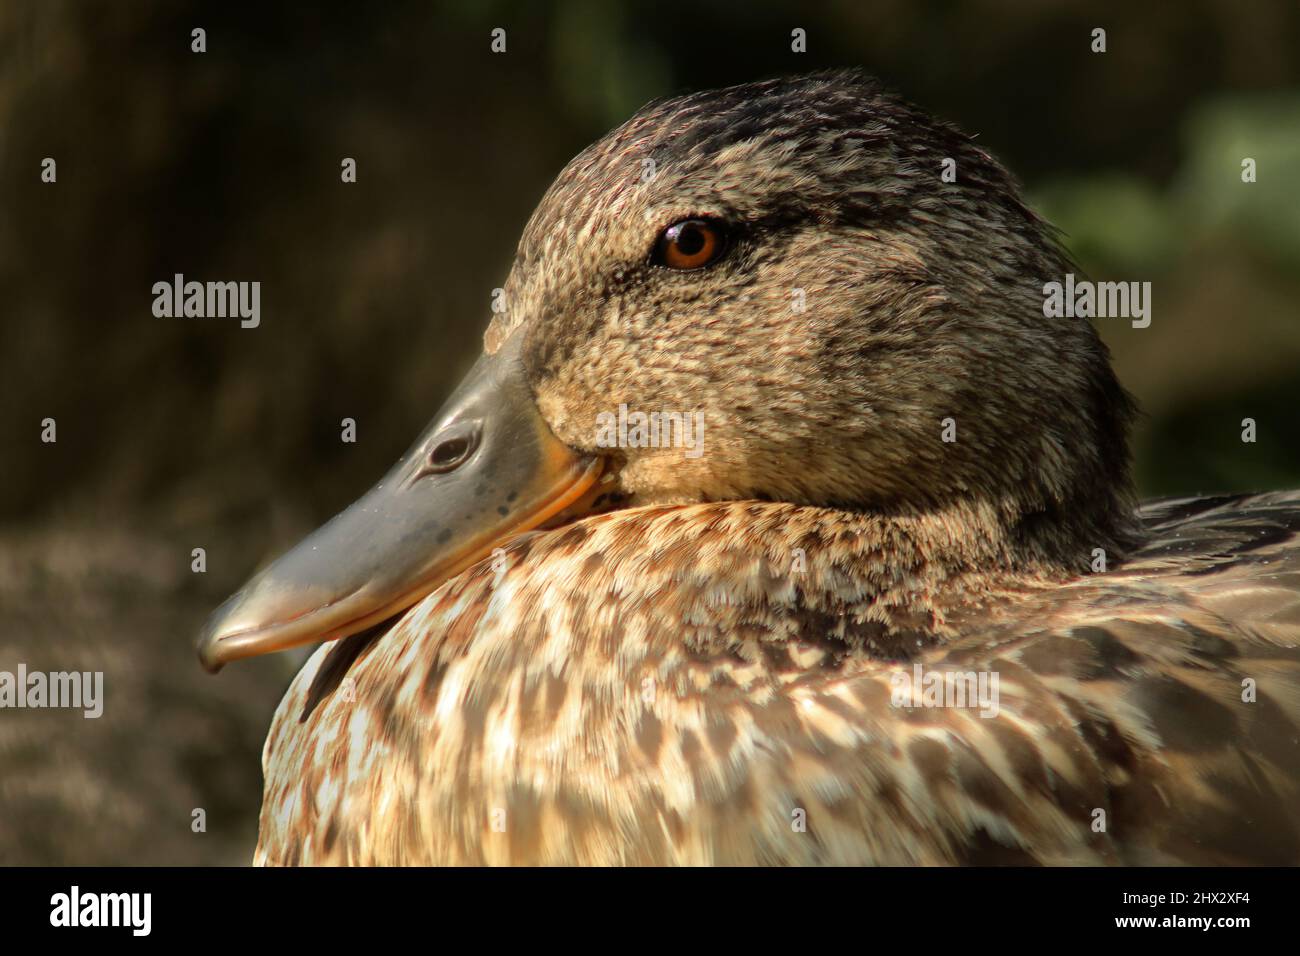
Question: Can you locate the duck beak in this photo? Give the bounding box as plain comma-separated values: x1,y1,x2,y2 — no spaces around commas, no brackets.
196,332,602,673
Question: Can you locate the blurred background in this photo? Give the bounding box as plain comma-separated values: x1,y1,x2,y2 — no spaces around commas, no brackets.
1,0,1298,864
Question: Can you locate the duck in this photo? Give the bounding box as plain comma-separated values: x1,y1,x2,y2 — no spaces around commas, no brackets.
197,71,1300,865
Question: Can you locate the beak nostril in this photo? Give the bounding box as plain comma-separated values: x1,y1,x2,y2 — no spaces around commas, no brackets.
430,438,470,470
423,423,480,475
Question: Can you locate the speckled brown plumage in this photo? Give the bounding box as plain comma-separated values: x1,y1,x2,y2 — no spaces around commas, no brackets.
252,73,1300,865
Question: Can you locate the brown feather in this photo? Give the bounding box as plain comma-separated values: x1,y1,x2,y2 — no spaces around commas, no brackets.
256,494,1300,864
250,74,1300,865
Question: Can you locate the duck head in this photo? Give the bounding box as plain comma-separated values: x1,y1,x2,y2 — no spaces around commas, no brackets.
198,71,1135,672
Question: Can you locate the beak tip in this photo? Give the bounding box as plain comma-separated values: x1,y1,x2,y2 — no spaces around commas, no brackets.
196,610,230,674
196,632,225,674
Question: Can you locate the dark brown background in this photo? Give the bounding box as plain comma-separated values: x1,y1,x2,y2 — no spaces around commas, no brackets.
2,0,1298,864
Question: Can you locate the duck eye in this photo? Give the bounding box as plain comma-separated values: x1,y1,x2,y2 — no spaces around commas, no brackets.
654,219,725,270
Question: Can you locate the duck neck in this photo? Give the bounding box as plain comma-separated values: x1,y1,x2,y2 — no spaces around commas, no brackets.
567,497,1107,663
